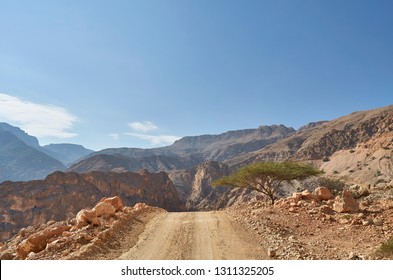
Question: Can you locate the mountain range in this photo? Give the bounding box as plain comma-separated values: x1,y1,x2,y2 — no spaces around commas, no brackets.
66,105,393,204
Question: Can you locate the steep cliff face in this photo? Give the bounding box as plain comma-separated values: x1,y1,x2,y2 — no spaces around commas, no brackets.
186,161,229,210
0,170,183,241
169,161,259,211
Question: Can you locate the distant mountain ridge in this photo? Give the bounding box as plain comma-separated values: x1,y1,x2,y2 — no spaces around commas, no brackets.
0,122,41,148
0,128,64,182
69,124,295,173
0,123,93,182
43,143,94,166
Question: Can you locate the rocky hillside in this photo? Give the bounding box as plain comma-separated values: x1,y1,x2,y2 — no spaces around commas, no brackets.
0,170,183,241
227,105,393,185
235,105,392,164
320,132,393,186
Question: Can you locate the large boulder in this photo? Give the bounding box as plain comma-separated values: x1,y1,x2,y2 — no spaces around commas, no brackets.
93,202,116,217
313,187,333,200
76,209,100,228
99,196,123,212
333,190,359,213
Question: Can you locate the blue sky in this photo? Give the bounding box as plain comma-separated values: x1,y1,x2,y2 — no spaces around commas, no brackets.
0,0,392,150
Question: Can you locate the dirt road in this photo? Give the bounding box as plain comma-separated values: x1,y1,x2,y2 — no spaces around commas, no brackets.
118,211,266,260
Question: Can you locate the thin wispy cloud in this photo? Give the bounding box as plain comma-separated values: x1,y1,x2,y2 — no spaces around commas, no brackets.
125,132,180,146
0,93,78,138
108,133,119,140
124,120,180,146
128,121,158,133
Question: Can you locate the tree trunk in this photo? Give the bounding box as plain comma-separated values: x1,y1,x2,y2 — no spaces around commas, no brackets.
268,194,275,205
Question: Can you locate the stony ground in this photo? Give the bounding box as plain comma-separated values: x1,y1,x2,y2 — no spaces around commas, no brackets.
227,190,393,260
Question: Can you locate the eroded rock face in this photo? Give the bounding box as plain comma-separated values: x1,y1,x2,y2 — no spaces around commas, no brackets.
0,171,183,241
170,161,259,211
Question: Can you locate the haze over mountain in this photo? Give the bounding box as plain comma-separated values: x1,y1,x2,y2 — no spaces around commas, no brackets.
0,128,64,182
0,123,93,182
43,144,94,166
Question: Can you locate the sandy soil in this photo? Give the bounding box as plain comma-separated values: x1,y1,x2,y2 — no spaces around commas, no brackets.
117,211,267,260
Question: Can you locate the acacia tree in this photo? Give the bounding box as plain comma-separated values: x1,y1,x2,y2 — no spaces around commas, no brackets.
212,161,323,205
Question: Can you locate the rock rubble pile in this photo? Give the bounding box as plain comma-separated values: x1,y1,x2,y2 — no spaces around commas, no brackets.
0,196,165,260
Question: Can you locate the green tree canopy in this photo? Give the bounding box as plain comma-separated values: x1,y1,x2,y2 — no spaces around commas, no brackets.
212,161,323,204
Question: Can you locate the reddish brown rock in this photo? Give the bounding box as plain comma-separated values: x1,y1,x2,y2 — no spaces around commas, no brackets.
313,187,334,200
320,205,335,215
333,191,359,213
